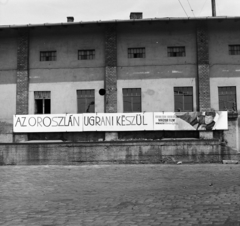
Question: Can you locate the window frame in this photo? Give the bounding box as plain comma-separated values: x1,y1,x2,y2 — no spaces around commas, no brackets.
229,45,240,55
128,48,145,59
77,89,95,113
123,88,142,113
167,46,186,57
40,51,56,61
218,86,237,111
34,91,51,114
174,87,193,112
78,49,95,60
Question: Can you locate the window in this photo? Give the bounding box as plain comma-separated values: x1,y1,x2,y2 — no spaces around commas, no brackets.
174,87,193,112
229,45,240,55
77,90,95,113
78,50,95,60
34,91,51,114
123,88,141,112
168,46,185,57
218,87,237,111
40,51,56,61
128,48,145,58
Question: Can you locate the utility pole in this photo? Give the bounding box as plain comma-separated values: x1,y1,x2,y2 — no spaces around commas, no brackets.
211,0,216,17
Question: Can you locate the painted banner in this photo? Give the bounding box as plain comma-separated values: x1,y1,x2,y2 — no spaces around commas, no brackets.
83,113,153,131
154,111,228,130
13,114,83,132
13,111,228,133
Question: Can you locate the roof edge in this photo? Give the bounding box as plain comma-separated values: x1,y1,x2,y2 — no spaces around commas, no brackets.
0,16,240,29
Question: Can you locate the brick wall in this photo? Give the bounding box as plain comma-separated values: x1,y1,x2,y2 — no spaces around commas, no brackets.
16,30,29,114
196,24,211,111
105,24,117,113
15,30,29,142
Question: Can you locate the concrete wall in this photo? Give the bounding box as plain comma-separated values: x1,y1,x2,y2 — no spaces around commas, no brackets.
0,140,222,165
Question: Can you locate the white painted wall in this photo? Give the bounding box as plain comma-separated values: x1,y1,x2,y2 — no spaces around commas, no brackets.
117,78,196,112
0,84,16,122
29,81,104,114
210,77,240,111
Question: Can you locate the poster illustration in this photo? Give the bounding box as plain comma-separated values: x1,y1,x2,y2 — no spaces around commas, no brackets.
153,111,228,131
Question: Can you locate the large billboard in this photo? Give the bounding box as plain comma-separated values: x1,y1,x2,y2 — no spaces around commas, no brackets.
13,111,228,133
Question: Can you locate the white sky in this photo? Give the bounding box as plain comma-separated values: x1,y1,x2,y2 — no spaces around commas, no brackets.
0,0,239,25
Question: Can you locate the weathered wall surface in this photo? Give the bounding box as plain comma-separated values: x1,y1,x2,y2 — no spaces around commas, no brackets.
0,140,222,165
117,22,197,68
209,21,240,156
29,25,105,83
117,79,196,112
29,81,104,114
0,30,17,142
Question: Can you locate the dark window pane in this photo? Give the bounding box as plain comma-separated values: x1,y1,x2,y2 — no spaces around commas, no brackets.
78,49,95,60
123,88,141,112
174,87,193,112
77,90,95,113
175,95,183,112
86,98,95,113
77,98,86,113
123,96,132,112
229,45,240,55
132,96,141,112
218,87,237,111
40,51,56,61
128,48,145,58
184,95,193,111
35,99,43,114
45,99,51,114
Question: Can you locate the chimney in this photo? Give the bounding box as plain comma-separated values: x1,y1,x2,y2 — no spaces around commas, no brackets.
211,0,216,17
67,17,74,22
130,12,143,20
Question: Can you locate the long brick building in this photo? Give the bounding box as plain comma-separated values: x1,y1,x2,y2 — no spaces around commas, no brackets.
0,13,239,164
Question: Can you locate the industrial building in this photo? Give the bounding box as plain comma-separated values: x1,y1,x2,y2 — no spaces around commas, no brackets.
0,13,239,164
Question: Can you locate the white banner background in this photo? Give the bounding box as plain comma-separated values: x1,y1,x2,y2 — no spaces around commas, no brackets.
13,112,228,133
13,114,83,132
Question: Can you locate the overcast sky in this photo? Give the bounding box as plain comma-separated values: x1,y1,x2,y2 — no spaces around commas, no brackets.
0,0,240,25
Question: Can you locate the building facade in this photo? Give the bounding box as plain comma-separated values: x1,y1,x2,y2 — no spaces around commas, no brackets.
0,14,239,162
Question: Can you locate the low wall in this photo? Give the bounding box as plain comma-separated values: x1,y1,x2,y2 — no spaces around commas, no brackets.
0,139,222,165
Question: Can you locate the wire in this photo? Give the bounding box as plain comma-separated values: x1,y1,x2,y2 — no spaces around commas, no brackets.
199,0,208,16
178,0,189,17
186,0,195,17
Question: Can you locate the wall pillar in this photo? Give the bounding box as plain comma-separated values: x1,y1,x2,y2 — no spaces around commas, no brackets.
14,29,29,142
104,24,118,141
196,24,213,139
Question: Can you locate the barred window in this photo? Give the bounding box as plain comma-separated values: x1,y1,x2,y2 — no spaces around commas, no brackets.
218,87,237,111
174,87,193,112
77,90,95,113
123,88,141,112
128,48,145,58
34,91,51,114
229,45,240,55
78,50,95,60
168,46,185,57
40,51,56,61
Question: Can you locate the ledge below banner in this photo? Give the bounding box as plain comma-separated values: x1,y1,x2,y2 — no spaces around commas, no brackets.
0,139,226,165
